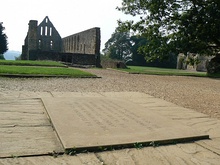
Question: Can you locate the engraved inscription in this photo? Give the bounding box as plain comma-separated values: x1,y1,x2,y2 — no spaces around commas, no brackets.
68,98,160,131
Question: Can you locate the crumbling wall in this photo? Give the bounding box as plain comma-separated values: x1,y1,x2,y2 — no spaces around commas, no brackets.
37,16,62,52
177,53,213,72
21,17,101,67
62,28,100,55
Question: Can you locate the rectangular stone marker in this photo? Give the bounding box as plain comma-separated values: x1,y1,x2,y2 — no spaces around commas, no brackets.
42,97,209,151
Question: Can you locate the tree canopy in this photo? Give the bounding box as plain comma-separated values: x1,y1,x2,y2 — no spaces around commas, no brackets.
103,29,177,68
0,22,8,55
117,0,220,62
102,29,132,62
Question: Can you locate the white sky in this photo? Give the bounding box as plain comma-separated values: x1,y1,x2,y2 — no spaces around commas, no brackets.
0,0,135,52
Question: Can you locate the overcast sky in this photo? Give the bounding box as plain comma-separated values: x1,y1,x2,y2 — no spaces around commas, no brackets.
1,0,135,52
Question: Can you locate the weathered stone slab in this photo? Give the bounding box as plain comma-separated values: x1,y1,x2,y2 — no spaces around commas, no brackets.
101,92,177,107
51,92,103,98
100,92,154,98
0,154,103,165
0,98,64,158
180,117,220,138
144,106,209,119
42,97,209,151
196,138,220,155
0,92,52,98
97,143,220,165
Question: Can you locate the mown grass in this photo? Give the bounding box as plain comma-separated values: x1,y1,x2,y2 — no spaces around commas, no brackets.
0,60,66,67
120,66,208,77
0,65,96,78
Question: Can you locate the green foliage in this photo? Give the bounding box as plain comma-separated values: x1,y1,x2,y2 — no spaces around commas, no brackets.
103,29,177,68
134,142,143,149
0,54,5,60
102,29,132,63
129,35,148,66
117,0,220,61
0,22,8,54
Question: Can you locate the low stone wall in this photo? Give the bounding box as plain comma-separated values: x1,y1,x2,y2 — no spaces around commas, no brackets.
61,53,96,65
28,50,98,66
29,50,60,61
101,60,127,69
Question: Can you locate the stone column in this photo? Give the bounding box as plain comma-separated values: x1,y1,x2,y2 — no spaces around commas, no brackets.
27,20,38,60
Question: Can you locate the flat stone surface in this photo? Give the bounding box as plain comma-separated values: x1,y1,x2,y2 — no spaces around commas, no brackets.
51,92,103,97
0,98,64,158
97,143,220,165
0,154,103,165
42,97,209,151
0,91,52,98
196,138,220,155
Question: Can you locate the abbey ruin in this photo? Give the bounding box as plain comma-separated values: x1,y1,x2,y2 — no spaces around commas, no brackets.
21,16,101,66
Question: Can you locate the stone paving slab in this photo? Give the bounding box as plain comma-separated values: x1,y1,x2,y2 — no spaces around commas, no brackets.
0,154,103,165
2,142,219,165
51,92,103,97
196,138,220,155
100,91,154,98
97,143,220,165
101,92,178,107
42,96,209,151
0,91,52,98
1,91,220,164
180,117,220,138
0,98,64,158
144,106,209,119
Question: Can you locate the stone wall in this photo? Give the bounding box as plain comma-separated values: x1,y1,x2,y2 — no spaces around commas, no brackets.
21,17,101,67
60,53,96,66
177,53,213,72
28,50,96,66
37,17,62,52
62,27,100,55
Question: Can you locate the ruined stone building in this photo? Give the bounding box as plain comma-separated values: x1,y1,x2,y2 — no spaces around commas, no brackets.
22,16,101,66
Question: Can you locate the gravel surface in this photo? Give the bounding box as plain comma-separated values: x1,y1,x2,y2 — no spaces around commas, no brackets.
0,68,219,120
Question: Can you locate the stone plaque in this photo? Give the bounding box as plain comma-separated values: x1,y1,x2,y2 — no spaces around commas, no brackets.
42,97,209,151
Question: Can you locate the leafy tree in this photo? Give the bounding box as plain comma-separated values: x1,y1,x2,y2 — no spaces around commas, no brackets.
0,22,8,55
103,29,132,62
129,35,147,66
0,54,5,60
117,0,220,70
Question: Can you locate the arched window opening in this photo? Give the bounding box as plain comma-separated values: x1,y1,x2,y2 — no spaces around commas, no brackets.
45,26,48,36
50,27,52,36
50,40,53,50
38,40,41,49
40,27,43,36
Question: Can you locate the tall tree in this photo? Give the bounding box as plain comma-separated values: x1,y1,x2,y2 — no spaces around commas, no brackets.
129,35,148,66
103,29,132,62
117,0,220,72
0,22,8,55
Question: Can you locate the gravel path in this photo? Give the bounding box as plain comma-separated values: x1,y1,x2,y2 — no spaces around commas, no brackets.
0,69,219,120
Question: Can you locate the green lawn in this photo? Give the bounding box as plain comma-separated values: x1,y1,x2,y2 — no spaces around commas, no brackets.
0,65,96,78
0,60,66,67
120,66,207,77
